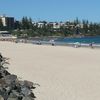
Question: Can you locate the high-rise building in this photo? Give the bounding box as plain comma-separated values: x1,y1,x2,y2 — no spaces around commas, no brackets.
0,15,14,29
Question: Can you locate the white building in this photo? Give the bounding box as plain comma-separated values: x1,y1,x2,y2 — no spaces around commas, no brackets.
37,22,44,28
53,22,60,29
0,15,14,28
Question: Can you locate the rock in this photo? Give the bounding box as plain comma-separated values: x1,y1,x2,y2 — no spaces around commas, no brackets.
0,53,36,100
19,80,34,88
0,72,3,78
21,87,31,96
4,75,17,84
0,79,5,86
29,92,36,98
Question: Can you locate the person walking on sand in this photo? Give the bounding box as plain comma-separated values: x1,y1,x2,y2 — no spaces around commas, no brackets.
89,42,94,48
50,39,55,46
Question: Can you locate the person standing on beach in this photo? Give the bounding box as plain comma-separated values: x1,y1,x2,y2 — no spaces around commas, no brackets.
89,42,94,48
50,39,55,46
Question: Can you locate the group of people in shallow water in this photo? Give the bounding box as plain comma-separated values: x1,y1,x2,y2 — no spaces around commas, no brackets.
16,39,95,48
74,42,94,48
35,40,55,46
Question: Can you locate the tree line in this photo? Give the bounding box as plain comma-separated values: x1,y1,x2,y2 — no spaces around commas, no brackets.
0,17,100,38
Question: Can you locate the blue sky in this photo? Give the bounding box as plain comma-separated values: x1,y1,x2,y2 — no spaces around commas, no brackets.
0,0,100,22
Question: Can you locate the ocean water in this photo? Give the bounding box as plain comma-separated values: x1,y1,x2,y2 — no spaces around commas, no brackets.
55,36,100,44
19,36,100,47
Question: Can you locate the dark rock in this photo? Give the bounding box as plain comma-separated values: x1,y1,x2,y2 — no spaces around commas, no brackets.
21,87,31,96
29,92,36,98
0,72,3,78
0,53,36,100
4,75,17,84
19,80,35,89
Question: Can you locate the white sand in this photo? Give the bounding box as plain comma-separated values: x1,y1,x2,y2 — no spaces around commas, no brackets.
0,41,100,100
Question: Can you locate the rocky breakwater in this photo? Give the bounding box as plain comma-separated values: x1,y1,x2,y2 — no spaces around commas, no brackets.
0,53,36,100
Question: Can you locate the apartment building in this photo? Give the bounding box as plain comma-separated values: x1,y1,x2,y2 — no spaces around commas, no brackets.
0,15,14,29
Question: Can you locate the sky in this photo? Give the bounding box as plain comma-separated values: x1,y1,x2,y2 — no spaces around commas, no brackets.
0,0,100,22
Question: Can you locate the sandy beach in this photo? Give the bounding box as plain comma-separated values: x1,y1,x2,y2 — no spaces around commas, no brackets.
0,41,100,100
